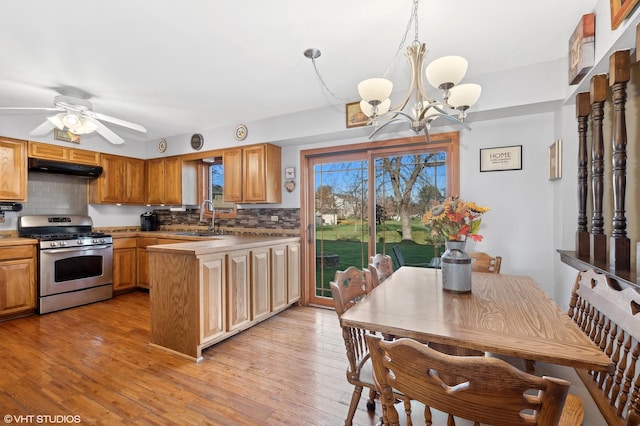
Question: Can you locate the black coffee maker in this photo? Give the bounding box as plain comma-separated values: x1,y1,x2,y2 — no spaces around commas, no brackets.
140,211,158,231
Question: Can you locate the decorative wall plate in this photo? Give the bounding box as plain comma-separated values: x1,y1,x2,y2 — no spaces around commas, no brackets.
234,124,248,141
157,138,167,153
190,133,204,150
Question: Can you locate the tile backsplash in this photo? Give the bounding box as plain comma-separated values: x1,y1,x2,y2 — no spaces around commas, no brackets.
23,172,88,216
156,207,300,231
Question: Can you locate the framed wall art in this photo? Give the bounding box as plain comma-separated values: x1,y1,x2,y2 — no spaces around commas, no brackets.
345,101,369,128
610,0,640,30
54,128,80,143
548,139,562,180
479,145,522,172
569,13,595,85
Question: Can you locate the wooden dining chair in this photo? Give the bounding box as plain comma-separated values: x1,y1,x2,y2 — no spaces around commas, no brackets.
469,251,502,273
368,253,394,288
329,267,411,425
366,334,584,426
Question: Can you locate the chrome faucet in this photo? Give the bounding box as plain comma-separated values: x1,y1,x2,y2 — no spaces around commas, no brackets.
200,199,215,232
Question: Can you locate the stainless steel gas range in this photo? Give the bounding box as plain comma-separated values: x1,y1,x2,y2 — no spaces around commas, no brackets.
18,215,113,314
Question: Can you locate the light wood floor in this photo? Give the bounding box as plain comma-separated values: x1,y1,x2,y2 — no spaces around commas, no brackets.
0,291,604,425
0,291,384,425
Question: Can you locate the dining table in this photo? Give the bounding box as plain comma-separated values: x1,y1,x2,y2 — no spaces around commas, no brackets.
339,266,614,373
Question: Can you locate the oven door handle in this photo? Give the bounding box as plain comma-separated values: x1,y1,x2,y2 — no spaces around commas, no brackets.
43,245,112,254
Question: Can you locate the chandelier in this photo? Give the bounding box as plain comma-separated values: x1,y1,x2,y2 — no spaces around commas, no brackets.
306,0,481,142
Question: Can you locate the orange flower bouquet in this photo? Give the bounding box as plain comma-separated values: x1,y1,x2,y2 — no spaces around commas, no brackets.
422,196,490,242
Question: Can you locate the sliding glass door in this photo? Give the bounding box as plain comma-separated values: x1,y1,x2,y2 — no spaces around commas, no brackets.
302,134,459,307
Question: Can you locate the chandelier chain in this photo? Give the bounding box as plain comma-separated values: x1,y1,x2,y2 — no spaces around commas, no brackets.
383,0,419,79
309,57,355,102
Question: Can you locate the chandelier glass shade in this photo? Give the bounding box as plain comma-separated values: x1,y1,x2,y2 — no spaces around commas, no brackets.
356,0,481,141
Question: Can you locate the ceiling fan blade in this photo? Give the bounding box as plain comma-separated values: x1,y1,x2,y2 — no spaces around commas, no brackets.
86,117,124,145
0,107,63,113
88,111,147,133
29,120,57,136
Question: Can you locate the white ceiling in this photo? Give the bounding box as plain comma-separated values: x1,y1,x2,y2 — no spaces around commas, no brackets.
0,0,598,144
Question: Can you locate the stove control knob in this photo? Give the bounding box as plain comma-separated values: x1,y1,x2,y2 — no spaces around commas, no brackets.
50,242,57,247
59,241,66,246
77,240,84,245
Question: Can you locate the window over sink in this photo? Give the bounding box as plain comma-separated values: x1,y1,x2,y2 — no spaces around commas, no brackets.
200,157,237,218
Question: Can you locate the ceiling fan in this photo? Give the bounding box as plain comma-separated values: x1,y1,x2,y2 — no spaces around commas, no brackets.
0,95,147,145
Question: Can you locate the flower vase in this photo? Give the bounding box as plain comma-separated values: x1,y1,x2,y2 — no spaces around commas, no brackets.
441,240,472,293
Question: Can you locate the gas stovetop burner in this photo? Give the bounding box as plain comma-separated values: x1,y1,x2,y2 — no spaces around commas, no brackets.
27,232,109,241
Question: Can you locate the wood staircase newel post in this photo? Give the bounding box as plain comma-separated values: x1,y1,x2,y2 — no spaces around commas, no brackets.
576,91,591,258
608,49,631,271
589,74,608,264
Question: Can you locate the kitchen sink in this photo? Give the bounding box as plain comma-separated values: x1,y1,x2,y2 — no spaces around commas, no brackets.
172,231,220,237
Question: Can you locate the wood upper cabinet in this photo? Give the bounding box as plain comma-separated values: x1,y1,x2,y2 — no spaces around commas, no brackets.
0,137,27,202
146,157,182,205
222,148,243,202
223,143,281,203
28,141,100,165
0,245,36,318
88,153,145,204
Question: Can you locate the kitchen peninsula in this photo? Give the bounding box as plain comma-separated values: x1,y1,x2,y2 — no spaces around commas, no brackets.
147,235,300,361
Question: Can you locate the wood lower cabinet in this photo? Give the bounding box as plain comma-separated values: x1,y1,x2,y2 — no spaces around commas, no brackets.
271,244,288,311
0,245,36,318
227,249,250,331
136,237,156,289
113,237,137,292
287,242,301,304
250,247,271,321
149,237,300,361
201,254,226,344
0,137,27,202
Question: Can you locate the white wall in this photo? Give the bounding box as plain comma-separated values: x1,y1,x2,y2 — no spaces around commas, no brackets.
460,114,557,294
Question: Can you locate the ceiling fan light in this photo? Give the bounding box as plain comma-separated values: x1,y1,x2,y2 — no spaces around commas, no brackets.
425,56,468,89
71,117,99,135
358,78,393,103
47,113,65,130
360,98,391,118
448,83,482,109
62,113,82,129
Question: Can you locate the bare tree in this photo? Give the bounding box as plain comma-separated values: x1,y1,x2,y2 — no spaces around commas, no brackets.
380,154,441,240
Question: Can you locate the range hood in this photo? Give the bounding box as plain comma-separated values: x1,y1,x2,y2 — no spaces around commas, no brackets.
28,158,103,178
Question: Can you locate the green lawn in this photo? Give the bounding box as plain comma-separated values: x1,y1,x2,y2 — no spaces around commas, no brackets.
315,219,443,297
